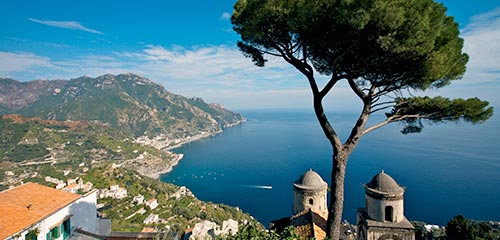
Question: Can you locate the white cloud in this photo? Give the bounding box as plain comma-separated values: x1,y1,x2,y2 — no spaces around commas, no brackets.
116,45,302,90
220,12,231,20
461,7,500,85
0,51,52,73
28,18,103,35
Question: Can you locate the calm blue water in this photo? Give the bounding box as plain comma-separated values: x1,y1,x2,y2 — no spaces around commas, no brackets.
160,110,500,226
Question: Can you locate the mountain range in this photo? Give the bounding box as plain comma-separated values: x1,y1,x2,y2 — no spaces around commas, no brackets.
0,73,244,141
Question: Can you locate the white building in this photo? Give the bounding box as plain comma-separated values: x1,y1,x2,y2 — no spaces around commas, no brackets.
133,194,145,204
189,220,217,240
145,198,159,210
99,185,128,199
215,219,238,236
143,214,159,224
0,182,109,240
172,186,194,199
185,219,239,240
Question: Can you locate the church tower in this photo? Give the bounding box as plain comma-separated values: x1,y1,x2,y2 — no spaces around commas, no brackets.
357,170,415,240
293,169,328,217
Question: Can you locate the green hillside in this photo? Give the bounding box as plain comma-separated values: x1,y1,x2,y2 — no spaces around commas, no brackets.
0,114,175,187
1,73,244,139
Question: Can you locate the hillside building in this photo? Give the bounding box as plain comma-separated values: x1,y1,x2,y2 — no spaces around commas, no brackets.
0,182,109,240
357,171,415,240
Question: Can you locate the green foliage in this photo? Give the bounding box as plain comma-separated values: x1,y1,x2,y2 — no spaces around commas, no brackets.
388,97,493,134
0,117,49,162
0,114,169,168
445,215,500,240
446,215,476,240
411,221,446,240
220,223,300,240
232,0,468,90
25,228,40,240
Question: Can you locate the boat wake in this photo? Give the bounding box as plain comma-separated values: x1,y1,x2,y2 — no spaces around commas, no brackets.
247,185,273,190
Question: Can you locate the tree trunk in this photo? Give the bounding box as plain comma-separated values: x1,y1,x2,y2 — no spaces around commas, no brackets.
326,152,348,240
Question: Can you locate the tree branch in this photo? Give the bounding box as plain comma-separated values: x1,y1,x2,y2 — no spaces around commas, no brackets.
275,46,318,95
319,76,340,99
371,100,396,109
314,96,343,153
362,113,434,135
348,77,367,101
362,116,396,135
343,101,371,151
260,49,282,57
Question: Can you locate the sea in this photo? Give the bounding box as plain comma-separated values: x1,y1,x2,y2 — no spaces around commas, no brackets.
160,110,500,226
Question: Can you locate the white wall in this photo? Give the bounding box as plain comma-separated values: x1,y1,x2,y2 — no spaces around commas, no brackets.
70,190,99,233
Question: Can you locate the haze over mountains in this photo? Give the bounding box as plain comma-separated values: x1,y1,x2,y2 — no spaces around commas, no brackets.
0,73,245,140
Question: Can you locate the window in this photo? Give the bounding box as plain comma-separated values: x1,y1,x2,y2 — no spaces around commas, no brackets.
52,226,61,238
62,219,71,239
46,225,61,240
385,206,394,222
309,198,314,205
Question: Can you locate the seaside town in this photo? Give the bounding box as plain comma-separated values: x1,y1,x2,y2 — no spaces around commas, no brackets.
1,0,499,239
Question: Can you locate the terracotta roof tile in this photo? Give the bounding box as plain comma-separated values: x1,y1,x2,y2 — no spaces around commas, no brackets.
290,209,327,240
0,182,81,239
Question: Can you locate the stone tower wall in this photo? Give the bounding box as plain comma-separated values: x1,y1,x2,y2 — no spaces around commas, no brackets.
366,194,404,223
293,187,328,216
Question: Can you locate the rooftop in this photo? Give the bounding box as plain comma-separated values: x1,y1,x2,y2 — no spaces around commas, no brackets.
293,169,327,190
0,182,81,239
365,170,404,196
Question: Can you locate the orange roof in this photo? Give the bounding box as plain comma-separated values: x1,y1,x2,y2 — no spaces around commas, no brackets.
0,182,81,239
290,209,327,240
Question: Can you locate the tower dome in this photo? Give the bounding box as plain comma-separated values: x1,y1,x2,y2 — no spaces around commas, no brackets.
364,170,405,223
365,170,404,196
293,169,328,217
293,169,328,190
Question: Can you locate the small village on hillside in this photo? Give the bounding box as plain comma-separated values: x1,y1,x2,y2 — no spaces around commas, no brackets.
0,164,249,240
2,163,499,240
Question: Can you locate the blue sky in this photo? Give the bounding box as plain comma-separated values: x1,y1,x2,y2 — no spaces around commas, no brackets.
1,0,499,111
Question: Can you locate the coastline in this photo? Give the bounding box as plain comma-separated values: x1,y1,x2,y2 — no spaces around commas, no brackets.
144,153,184,179
164,130,221,151
147,119,246,179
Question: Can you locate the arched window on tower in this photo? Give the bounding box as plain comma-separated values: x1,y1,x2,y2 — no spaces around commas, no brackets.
385,206,394,222
309,198,314,205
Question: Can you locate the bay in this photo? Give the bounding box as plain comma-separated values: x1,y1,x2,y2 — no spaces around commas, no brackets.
160,110,500,226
